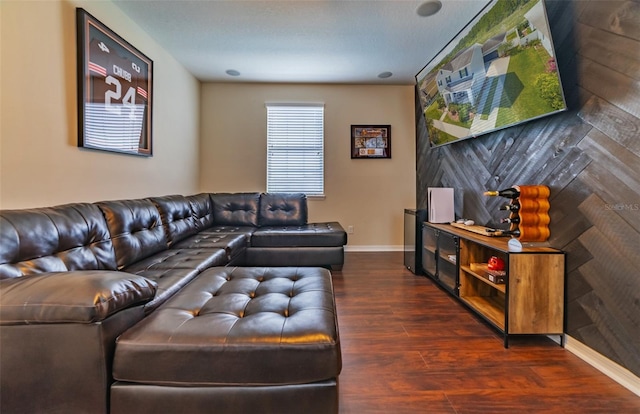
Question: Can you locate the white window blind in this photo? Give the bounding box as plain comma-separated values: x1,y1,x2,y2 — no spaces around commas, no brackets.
266,103,324,196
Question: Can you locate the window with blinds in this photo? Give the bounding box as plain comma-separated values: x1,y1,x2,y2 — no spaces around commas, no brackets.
266,103,324,196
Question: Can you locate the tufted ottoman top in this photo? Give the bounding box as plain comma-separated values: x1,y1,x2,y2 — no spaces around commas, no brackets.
112,266,341,386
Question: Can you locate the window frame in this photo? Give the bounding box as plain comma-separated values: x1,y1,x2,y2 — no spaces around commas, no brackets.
265,102,325,197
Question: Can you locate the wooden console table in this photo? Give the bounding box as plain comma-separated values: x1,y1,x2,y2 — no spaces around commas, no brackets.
422,222,565,347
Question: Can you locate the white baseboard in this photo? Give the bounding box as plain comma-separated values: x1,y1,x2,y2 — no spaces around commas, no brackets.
564,335,640,397
344,245,403,252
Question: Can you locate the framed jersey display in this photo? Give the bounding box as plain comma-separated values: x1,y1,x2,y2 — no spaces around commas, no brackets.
76,9,153,157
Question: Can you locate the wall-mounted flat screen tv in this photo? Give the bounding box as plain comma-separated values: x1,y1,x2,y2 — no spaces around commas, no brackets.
416,0,567,147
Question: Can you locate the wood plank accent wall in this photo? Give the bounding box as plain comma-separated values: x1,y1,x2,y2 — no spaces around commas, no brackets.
415,0,640,377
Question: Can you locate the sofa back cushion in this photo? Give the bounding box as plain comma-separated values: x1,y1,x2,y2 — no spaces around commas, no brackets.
0,203,117,279
186,193,215,230
259,193,308,226
97,199,168,270
149,195,198,246
211,193,260,227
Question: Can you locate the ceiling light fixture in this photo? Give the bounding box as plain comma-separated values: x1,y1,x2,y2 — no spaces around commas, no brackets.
378,71,393,79
416,0,442,17
225,69,240,76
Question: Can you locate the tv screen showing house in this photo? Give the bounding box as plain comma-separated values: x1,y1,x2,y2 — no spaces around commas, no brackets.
416,0,567,147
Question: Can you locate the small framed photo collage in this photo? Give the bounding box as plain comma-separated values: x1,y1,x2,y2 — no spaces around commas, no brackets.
350,125,391,159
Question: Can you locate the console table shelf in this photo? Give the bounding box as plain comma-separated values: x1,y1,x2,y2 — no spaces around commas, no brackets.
422,222,565,347
460,265,506,293
460,295,505,329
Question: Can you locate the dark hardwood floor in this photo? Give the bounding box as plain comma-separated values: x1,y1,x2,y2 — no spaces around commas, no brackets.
334,252,640,413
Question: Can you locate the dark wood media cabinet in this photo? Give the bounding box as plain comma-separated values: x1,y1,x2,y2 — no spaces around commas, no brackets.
422,222,565,347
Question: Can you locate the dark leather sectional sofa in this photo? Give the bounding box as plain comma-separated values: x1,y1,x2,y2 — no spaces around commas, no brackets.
0,192,346,414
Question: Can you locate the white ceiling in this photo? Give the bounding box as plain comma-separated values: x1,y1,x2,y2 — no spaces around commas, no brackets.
113,0,490,85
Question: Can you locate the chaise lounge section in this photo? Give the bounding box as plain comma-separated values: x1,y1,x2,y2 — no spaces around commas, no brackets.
0,192,345,414
111,266,340,414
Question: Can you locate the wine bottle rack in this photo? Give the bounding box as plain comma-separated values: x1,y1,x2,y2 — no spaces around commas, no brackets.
505,185,551,242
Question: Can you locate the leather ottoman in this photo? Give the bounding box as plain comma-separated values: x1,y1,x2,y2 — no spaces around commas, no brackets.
111,266,341,414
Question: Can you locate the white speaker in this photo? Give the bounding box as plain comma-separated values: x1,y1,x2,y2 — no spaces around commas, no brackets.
428,187,454,223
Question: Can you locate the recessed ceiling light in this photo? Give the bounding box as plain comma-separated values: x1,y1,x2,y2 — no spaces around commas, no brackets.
416,0,442,17
225,69,240,76
378,71,393,79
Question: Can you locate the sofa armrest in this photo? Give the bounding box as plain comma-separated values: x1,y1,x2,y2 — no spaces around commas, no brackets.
0,271,157,325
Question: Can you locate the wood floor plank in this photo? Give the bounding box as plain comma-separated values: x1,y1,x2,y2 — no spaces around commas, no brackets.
335,252,640,413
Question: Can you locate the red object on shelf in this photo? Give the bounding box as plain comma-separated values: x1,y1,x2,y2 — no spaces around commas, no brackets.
488,256,505,271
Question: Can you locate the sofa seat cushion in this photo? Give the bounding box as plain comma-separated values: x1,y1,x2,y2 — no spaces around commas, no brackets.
0,271,156,324
123,248,228,274
251,222,347,247
122,248,228,313
123,267,201,314
172,233,247,260
113,267,341,386
200,225,256,241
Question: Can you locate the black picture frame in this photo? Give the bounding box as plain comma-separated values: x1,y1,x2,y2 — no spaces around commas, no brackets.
351,125,391,159
76,8,153,157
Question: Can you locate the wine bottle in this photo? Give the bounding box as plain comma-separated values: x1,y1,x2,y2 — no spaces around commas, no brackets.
488,229,520,237
501,199,550,213
499,202,520,212
488,225,550,241
484,186,520,199
501,217,520,224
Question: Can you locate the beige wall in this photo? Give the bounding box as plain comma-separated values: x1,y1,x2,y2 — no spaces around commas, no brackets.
200,83,416,249
0,0,200,209
0,1,416,248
